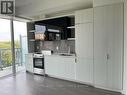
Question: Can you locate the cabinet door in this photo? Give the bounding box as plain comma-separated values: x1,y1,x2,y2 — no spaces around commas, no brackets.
75,23,93,84
56,57,75,80
75,23,93,58
76,57,93,84
94,5,108,88
94,4,123,90
45,56,75,80
45,56,58,76
106,4,123,90
25,54,33,73
75,8,93,24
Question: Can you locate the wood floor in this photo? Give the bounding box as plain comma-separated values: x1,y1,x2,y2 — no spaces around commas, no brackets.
0,71,123,95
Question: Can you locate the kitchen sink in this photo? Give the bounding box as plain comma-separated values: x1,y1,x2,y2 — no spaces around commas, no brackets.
59,53,73,56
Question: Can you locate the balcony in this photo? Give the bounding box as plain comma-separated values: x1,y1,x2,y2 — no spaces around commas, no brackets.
0,48,24,77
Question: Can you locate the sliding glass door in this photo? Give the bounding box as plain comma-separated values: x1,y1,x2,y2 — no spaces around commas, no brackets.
0,18,28,77
13,21,28,72
0,18,13,77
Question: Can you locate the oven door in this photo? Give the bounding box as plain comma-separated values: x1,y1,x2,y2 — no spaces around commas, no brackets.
33,58,44,69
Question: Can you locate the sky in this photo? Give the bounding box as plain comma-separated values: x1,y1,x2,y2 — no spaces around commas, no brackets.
0,18,27,41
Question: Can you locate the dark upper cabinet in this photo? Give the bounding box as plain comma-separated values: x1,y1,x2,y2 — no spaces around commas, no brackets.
35,17,71,27
35,17,74,41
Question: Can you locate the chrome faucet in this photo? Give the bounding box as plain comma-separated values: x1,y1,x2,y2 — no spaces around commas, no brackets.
68,46,70,54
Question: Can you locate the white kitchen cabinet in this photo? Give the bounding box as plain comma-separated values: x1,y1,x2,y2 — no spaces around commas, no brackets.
45,56,58,76
75,8,93,24
25,54,34,73
45,55,76,80
75,23,93,58
94,3,123,91
75,8,93,84
75,22,94,84
76,57,93,84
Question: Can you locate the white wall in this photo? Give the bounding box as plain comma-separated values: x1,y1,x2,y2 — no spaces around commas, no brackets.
124,0,127,94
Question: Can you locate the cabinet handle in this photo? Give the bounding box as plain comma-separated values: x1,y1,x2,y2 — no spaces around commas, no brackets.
75,58,77,63
107,54,109,60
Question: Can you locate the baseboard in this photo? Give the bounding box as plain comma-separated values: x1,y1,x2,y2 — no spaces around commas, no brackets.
94,85,122,94
121,89,126,95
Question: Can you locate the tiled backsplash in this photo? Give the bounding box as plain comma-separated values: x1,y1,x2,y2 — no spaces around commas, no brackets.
36,40,75,54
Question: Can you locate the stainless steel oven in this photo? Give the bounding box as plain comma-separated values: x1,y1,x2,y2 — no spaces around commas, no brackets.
33,54,45,75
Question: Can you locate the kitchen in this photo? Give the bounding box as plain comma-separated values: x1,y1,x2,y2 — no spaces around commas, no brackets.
26,16,76,76
25,3,124,94
0,0,127,95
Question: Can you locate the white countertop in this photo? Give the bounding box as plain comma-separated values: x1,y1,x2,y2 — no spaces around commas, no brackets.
26,53,76,58
44,53,76,58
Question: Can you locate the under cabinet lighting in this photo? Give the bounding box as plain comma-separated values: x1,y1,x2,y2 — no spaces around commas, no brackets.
35,33,45,40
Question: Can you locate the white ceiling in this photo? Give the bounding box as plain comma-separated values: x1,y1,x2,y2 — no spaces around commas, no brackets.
15,0,93,19
15,0,36,7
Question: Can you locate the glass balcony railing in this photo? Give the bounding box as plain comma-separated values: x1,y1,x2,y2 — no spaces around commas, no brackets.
0,48,22,70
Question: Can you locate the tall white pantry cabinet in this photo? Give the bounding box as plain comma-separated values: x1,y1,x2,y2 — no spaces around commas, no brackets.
75,3,123,91
75,8,94,84
94,3,123,91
